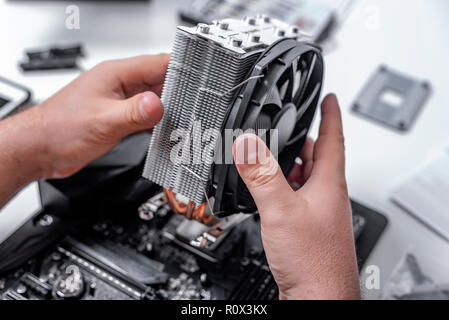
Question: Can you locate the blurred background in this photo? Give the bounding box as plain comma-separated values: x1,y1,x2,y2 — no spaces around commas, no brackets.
1,0,449,299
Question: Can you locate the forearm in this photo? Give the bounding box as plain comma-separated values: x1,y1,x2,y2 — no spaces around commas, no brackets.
0,107,45,208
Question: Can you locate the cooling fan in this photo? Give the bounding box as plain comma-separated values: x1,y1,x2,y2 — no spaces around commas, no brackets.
143,16,324,220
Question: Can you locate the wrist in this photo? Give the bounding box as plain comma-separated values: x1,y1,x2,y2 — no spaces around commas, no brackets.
279,279,361,300
0,106,49,184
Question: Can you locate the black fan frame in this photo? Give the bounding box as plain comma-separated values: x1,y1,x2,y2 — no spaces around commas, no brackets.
212,39,324,217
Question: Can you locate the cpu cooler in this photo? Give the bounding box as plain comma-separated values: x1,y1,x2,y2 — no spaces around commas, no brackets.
143,16,324,219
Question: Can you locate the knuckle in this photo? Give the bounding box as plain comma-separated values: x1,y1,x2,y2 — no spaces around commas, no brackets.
88,116,115,144
335,132,345,147
94,60,114,72
337,178,349,197
323,175,349,202
261,211,283,228
248,173,276,189
332,130,345,148
244,157,281,189
125,102,142,127
101,60,114,69
260,206,285,227
94,61,107,71
260,196,301,228
246,166,279,190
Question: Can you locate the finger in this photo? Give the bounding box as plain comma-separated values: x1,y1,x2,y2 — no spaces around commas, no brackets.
102,54,170,97
233,133,294,218
287,163,303,190
311,93,346,180
112,91,164,136
300,138,315,181
287,138,314,186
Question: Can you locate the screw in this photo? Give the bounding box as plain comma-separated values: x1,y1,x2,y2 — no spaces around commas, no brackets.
197,23,210,34
290,26,299,34
245,17,256,26
240,257,250,267
276,29,286,37
232,38,243,47
249,248,258,257
139,209,154,221
219,22,229,30
259,14,271,23
89,282,97,296
16,284,27,295
200,273,210,287
250,34,261,43
52,252,62,261
38,215,53,227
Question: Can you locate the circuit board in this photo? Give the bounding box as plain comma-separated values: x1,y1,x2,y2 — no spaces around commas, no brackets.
0,189,375,300
0,192,277,300
0,133,385,301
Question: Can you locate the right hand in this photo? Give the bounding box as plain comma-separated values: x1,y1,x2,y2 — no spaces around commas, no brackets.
232,94,361,300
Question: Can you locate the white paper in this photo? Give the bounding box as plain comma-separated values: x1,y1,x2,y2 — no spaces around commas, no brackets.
391,148,449,242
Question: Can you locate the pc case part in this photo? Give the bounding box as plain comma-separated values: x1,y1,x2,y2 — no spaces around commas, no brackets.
352,66,431,132
178,0,340,44
143,17,306,206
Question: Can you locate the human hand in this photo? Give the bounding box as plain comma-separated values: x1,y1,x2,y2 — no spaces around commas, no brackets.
9,54,168,180
232,94,360,300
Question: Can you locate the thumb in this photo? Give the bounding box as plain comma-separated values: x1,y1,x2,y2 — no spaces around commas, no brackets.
233,133,294,217
114,91,164,136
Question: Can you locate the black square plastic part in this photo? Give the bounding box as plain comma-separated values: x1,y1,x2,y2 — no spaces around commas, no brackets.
352,65,431,132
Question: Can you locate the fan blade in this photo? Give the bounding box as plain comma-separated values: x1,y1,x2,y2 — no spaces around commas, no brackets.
292,58,301,96
285,128,308,147
291,58,299,76
285,82,321,148
296,82,321,121
279,80,290,102
254,111,272,150
277,65,295,103
265,86,283,108
293,53,317,105
254,111,272,133
272,103,297,151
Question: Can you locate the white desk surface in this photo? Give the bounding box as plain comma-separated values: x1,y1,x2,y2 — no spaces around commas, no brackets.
1,0,449,299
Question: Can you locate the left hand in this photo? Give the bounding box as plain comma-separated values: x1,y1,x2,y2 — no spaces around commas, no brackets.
5,54,169,180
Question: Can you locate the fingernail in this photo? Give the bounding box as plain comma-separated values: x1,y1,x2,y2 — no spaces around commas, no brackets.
139,92,163,126
233,134,265,165
139,92,153,121
233,135,247,165
233,134,277,179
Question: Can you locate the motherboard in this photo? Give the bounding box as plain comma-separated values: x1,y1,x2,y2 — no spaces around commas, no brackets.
0,133,385,300
0,191,373,300
0,191,276,300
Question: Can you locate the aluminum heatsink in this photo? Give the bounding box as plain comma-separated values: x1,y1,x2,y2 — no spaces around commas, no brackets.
143,16,322,213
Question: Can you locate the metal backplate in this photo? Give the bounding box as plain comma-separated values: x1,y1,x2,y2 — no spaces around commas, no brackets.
352,66,431,132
